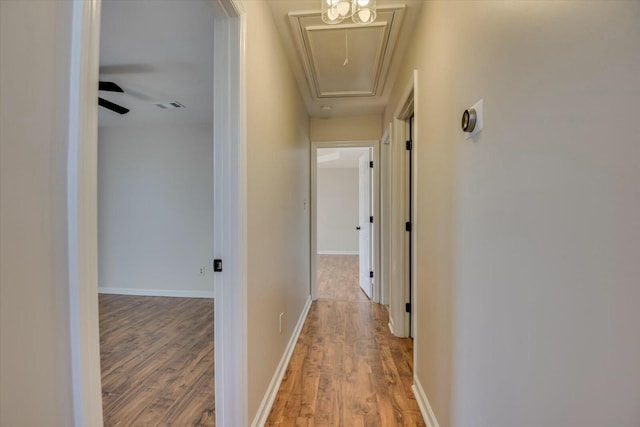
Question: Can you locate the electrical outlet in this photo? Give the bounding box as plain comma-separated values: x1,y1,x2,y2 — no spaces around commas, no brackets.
199,267,205,276
279,312,284,334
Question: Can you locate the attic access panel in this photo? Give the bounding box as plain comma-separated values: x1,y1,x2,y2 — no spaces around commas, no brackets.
289,7,405,99
307,23,386,96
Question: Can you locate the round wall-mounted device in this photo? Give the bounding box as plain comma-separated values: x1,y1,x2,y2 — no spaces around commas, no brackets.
461,108,477,133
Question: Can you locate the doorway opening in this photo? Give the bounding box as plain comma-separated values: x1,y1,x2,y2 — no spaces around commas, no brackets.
315,146,371,301
311,141,380,302
96,1,215,424
67,0,246,425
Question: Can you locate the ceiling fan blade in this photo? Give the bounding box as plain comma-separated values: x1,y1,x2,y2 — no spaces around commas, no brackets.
99,81,125,93
98,97,130,115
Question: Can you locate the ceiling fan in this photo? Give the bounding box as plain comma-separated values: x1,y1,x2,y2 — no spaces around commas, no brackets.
98,81,130,115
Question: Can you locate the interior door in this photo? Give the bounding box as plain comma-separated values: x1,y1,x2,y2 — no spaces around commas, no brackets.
358,150,373,299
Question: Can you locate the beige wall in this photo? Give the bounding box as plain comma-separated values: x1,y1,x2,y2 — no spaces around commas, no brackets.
0,1,76,425
385,1,640,426
245,0,311,421
311,114,382,141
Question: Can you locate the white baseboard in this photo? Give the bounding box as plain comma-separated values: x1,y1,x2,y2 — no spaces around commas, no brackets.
251,295,312,427
412,376,440,427
98,287,215,299
317,250,358,255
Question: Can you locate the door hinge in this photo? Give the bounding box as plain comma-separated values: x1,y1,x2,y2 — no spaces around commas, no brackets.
213,259,223,272
405,222,412,232
405,302,412,313
406,140,412,151
369,271,374,278
369,160,374,168
369,216,374,223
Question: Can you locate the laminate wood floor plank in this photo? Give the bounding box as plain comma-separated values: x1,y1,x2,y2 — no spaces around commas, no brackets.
267,255,425,426
99,295,214,426
317,254,369,301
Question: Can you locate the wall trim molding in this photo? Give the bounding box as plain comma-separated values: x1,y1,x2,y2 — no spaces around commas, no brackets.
317,250,359,255
412,376,440,427
251,295,312,427
98,287,215,299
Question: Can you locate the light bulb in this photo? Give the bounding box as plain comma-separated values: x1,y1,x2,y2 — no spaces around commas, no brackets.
358,9,371,22
337,1,350,17
357,0,370,6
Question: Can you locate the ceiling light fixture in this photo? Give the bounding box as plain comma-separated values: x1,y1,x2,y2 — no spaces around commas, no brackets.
321,0,376,25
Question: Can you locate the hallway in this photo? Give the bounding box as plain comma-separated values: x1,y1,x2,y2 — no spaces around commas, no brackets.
266,255,424,425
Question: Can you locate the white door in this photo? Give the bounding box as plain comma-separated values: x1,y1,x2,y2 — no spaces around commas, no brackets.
358,151,373,299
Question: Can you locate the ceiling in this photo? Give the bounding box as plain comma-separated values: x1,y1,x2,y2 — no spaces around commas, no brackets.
318,147,370,168
98,0,423,126
268,0,424,118
98,0,214,127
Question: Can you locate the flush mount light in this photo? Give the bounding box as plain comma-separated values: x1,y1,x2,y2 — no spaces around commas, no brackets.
322,0,347,24
321,0,376,25
352,0,376,24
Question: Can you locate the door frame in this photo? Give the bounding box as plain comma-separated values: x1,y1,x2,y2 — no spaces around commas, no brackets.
380,125,391,306
310,140,380,302
66,0,248,425
388,70,418,339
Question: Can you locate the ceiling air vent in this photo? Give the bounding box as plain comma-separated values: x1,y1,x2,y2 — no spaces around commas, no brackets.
155,101,185,110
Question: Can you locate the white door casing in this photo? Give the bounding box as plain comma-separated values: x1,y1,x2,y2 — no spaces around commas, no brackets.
380,125,391,306
388,71,417,340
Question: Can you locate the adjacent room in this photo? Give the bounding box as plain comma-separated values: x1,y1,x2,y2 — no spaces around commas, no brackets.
316,147,372,301
96,0,215,424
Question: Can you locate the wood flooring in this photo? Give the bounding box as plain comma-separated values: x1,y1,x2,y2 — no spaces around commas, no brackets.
99,294,214,426
267,255,425,426
317,254,369,302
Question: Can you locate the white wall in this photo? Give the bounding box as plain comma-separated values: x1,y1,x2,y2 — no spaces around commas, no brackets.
0,1,77,425
384,1,640,426
310,114,382,142
97,124,214,297
245,0,311,421
317,168,359,254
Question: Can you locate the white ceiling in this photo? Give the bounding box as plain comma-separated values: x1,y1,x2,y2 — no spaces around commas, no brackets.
268,0,424,118
98,0,422,125
318,147,370,168
98,0,214,127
